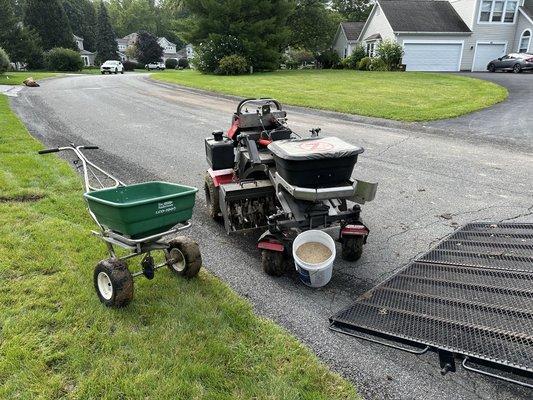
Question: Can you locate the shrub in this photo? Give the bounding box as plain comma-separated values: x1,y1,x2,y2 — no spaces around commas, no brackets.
376,39,404,70
369,57,388,71
289,48,315,67
357,56,372,71
44,48,83,71
177,58,189,69
217,54,249,75
345,45,366,69
194,35,244,73
0,47,10,74
165,58,178,69
316,49,340,69
122,60,137,71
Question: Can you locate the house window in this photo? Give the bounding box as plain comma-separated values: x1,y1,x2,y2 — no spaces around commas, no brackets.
479,0,517,23
366,42,376,57
82,56,89,66
519,30,531,53
344,48,348,58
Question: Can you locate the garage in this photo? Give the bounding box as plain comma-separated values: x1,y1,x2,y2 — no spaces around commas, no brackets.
472,43,507,72
403,42,463,71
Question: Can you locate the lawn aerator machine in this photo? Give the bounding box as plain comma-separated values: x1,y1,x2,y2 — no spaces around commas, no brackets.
39,145,202,307
204,98,377,276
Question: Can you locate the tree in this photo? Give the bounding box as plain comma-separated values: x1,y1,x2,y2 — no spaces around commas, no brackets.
108,0,158,38
287,0,339,53
134,31,163,65
95,1,119,65
24,0,75,50
183,0,294,71
0,0,44,69
332,0,373,22
63,0,97,52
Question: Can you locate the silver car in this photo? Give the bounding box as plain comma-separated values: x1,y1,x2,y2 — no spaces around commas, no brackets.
487,53,533,73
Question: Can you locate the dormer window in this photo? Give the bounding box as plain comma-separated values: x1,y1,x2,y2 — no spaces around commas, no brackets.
479,0,517,23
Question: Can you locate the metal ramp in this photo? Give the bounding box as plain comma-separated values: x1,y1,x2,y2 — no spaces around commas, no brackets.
330,222,533,388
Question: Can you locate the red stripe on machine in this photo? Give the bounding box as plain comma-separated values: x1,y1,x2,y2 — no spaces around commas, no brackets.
341,225,369,236
257,241,284,252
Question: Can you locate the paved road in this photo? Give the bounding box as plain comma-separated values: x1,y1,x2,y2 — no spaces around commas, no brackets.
424,72,533,150
10,74,533,400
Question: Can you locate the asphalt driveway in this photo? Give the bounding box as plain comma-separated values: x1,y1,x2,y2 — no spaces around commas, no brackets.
9,74,533,400
424,72,533,150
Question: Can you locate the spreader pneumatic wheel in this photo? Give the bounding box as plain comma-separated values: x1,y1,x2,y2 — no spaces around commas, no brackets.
165,236,203,278
261,249,286,277
341,236,364,262
204,173,221,220
94,259,134,308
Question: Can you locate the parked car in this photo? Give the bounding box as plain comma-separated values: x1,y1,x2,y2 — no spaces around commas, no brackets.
487,53,533,73
145,62,166,71
100,60,124,74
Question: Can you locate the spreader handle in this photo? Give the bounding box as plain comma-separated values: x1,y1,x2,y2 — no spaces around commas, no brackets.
82,146,99,150
38,148,60,154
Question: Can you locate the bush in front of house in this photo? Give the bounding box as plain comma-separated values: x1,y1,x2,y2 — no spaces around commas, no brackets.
369,57,388,71
316,49,340,69
376,39,404,70
44,48,83,71
357,56,372,71
217,54,249,75
344,45,366,69
165,58,178,69
0,47,10,74
177,58,189,69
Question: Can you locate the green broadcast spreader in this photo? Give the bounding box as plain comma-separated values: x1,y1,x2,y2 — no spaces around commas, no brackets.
39,145,202,308
84,182,197,239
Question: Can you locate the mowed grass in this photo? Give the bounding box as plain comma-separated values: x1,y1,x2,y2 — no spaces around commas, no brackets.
0,71,60,85
0,95,357,399
152,69,508,121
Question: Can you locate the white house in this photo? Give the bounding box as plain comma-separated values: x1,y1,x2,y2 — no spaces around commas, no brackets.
332,0,533,71
332,22,366,58
116,33,194,63
73,34,96,67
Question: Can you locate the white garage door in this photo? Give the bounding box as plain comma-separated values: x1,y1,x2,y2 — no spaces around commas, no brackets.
473,43,506,72
403,42,462,71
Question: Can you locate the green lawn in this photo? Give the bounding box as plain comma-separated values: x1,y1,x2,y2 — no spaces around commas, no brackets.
151,69,508,122
0,71,60,85
0,94,357,399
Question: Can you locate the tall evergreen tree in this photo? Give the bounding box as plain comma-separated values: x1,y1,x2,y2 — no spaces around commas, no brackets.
63,0,97,52
24,0,75,50
183,0,294,71
95,1,119,64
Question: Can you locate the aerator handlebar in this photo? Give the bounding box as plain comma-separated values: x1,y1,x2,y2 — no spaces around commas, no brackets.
236,98,282,114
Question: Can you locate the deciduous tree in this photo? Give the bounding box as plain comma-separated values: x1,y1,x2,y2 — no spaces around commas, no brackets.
332,0,373,22
134,31,163,64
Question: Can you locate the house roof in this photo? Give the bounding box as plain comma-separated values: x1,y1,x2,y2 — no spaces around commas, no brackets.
341,22,365,41
364,33,382,41
379,0,471,33
80,49,94,55
158,37,176,47
520,4,533,21
73,34,83,41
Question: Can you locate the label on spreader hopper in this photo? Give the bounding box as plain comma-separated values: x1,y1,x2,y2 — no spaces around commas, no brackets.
155,200,176,215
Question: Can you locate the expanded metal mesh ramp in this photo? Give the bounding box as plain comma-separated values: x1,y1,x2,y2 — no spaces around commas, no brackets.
330,222,533,388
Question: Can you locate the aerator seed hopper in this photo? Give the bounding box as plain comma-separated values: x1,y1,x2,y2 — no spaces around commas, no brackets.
204,99,377,276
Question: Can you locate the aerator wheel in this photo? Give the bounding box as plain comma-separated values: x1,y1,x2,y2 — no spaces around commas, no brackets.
93,259,134,308
341,236,364,262
204,173,221,220
166,236,202,278
261,250,285,277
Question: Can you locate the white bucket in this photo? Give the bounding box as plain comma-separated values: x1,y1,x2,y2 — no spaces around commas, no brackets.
293,230,336,288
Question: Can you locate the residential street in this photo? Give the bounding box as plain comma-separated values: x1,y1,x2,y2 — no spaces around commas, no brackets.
10,74,533,400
